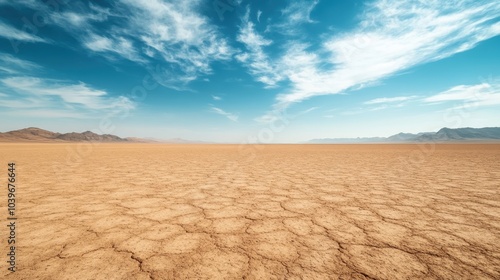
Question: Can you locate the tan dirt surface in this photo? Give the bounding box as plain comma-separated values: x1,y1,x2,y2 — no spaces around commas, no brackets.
1,143,500,279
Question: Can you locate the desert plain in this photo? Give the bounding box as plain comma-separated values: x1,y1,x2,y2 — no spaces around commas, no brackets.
1,143,499,279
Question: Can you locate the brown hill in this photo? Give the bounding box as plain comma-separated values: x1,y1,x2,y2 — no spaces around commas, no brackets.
0,127,63,142
57,131,127,142
0,127,134,142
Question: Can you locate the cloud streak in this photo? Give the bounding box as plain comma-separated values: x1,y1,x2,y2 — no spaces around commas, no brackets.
1,77,134,113
209,106,239,122
83,34,145,64
0,20,47,43
236,7,283,88
365,96,418,105
265,0,319,35
424,82,500,109
0,53,42,74
281,0,319,25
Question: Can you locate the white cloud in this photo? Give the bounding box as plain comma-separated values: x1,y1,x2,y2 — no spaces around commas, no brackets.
265,0,319,35
257,10,262,22
298,106,318,115
5,0,111,30
117,0,234,88
424,84,491,103
236,2,321,89
250,0,500,120
46,4,140,64
365,96,418,104
83,34,145,63
0,21,47,43
424,82,500,109
209,106,239,122
8,0,234,89
0,53,41,74
0,0,43,9
236,7,283,88
84,35,112,51
51,9,110,29
212,95,222,101
281,0,319,26
254,112,280,124
2,109,90,119
253,42,321,122
0,98,46,109
1,77,135,112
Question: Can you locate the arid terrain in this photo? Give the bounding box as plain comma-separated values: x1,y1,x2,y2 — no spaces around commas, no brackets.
1,143,499,279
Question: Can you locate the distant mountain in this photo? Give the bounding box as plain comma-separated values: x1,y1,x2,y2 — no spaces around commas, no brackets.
414,127,500,142
0,127,206,143
2,126,499,143
307,127,500,143
0,127,62,142
56,131,127,142
0,127,135,142
387,132,433,142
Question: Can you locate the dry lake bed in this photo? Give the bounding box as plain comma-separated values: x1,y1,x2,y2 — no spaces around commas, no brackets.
1,143,499,279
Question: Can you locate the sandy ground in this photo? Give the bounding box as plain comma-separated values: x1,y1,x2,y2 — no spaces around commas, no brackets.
1,143,499,279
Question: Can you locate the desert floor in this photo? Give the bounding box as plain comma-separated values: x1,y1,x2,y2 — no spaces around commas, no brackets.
1,143,500,279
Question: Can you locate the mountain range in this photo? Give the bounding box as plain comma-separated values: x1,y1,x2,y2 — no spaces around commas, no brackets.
0,127,202,143
1,127,499,143
307,127,500,143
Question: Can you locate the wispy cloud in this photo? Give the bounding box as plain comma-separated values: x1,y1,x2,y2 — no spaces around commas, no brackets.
212,95,222,101
0,0,45,10
424,84,491,103
5,0,234,89
249,0,500,120
236,2,321,89
264,0,319,35
0,53,41,74
257,10,263,22
41,3,139,64
281,0,318,24
424,82,500,109
83,34,145,64
209,106,239,122
254,105,317,124
298,106,318,115
0,20,47,43
117,0,234,88
365,96,418,104
236,6,282,88
1,109,91,119
1,77,134,113
50,4,111,30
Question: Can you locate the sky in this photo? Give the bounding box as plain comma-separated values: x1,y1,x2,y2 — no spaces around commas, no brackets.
0,0,499,143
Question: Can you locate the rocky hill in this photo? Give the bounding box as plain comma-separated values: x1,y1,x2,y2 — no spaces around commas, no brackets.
0,127,130,142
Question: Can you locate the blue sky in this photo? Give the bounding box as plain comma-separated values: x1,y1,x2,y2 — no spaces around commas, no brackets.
0,0,499,143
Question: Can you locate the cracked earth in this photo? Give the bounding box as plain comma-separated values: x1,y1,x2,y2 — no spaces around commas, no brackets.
1,143,500,279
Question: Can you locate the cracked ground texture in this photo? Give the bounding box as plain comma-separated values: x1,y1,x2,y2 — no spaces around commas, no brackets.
1,143,500,279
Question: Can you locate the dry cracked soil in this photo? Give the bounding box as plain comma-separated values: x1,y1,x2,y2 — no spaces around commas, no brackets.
1,143,499,279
